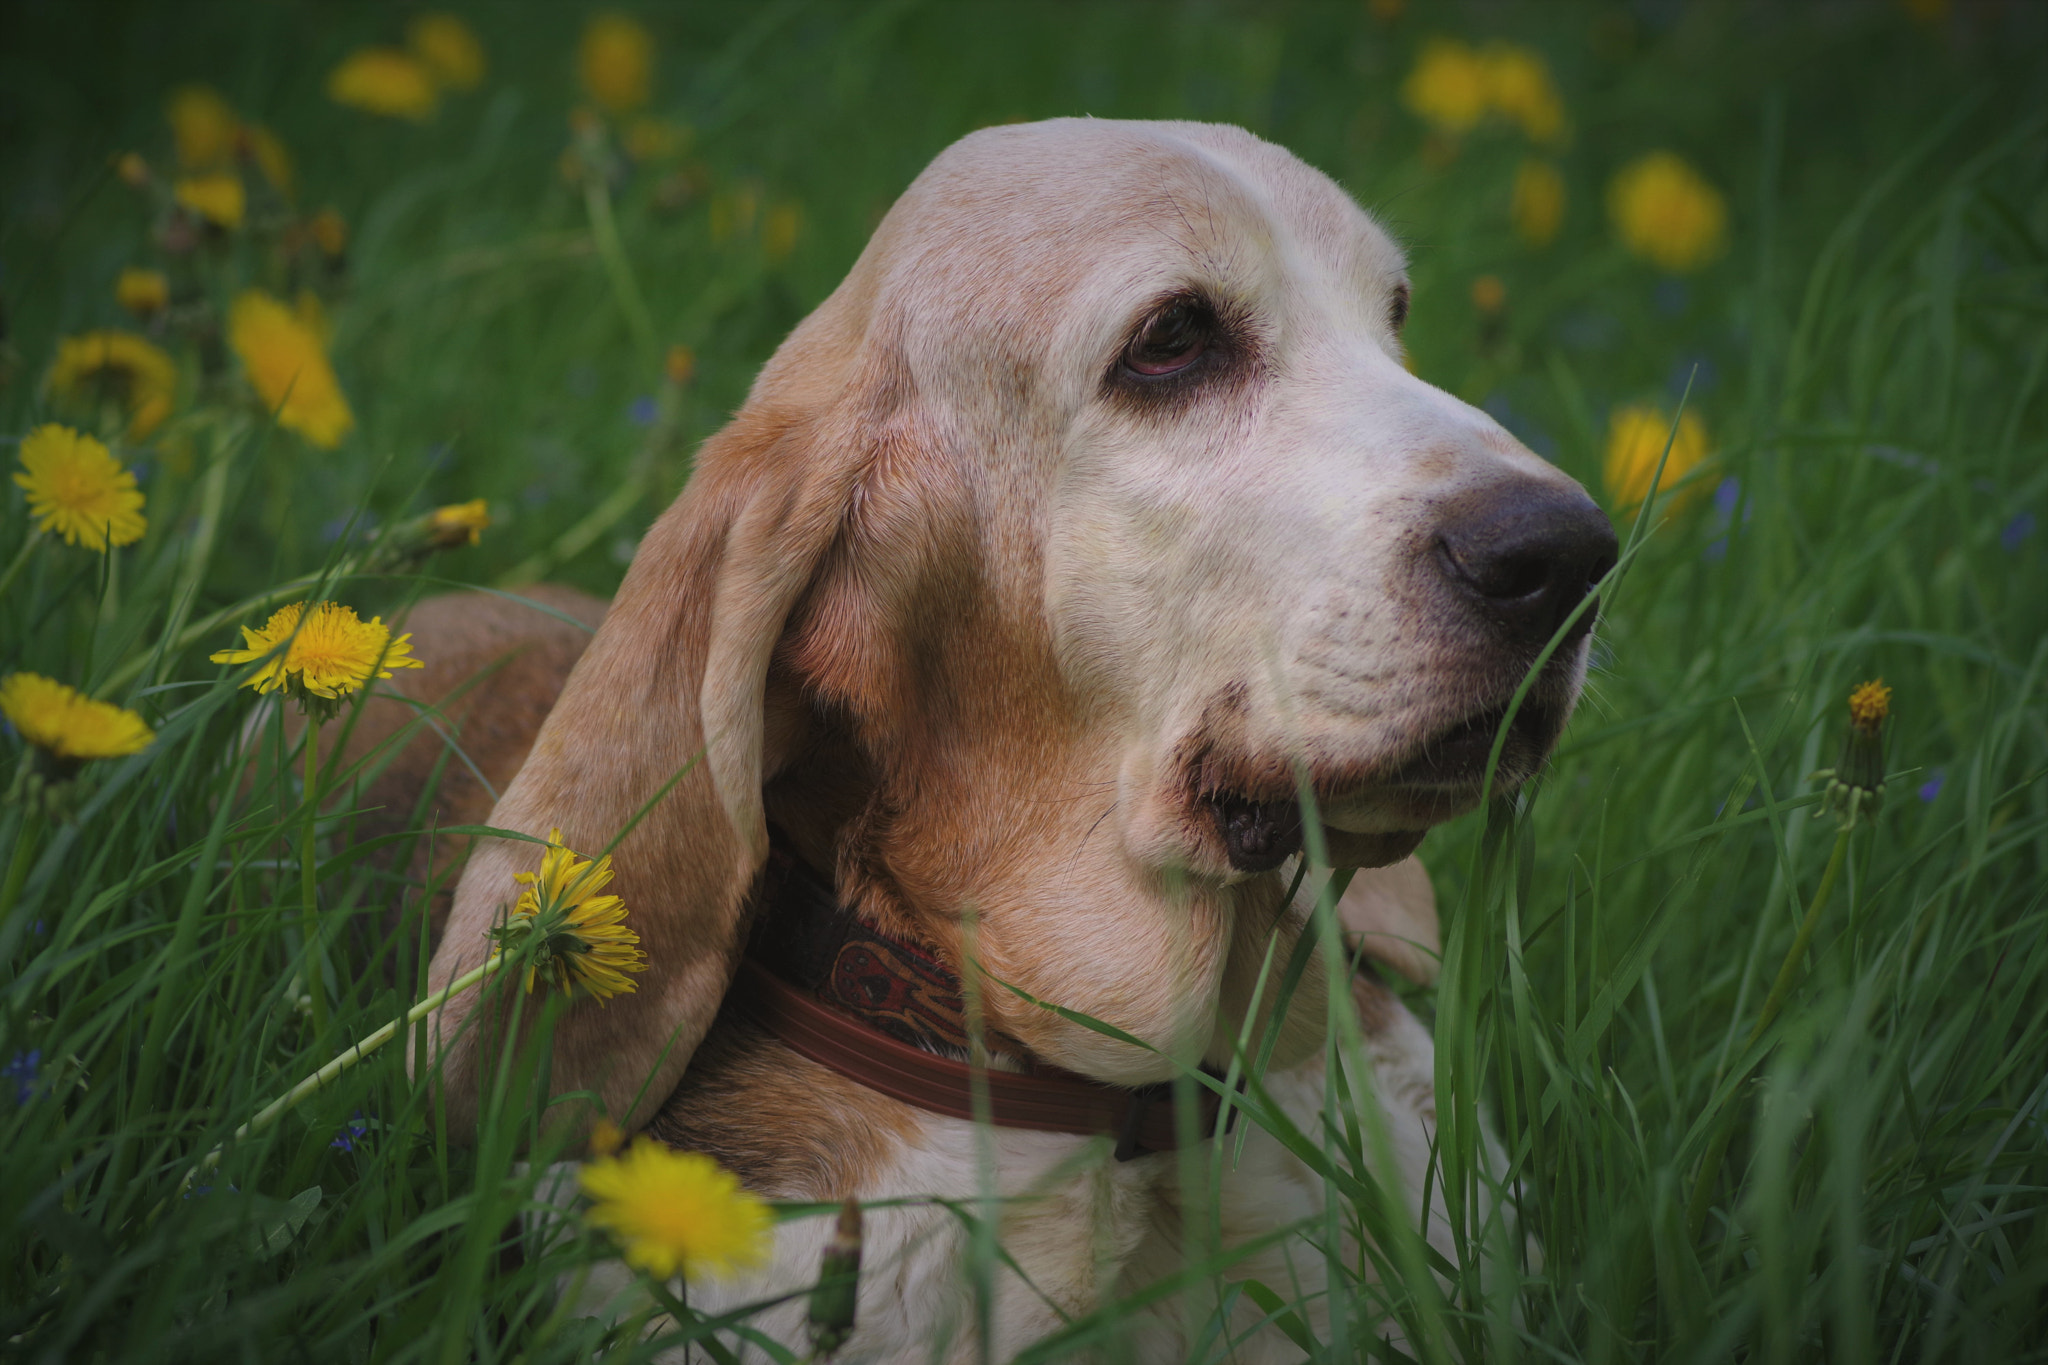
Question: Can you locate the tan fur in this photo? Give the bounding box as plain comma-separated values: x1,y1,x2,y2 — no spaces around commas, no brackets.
405,118,1598,1358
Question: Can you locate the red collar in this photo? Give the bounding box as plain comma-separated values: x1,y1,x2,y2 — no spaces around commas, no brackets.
733,842,1224,1160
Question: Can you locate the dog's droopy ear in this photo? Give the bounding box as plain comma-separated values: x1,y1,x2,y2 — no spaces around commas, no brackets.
1337,856,1440,987
420,368,880,1139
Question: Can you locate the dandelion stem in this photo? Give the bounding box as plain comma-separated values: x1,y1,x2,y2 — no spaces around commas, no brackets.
182,953,508,1192
0,803,41,924
300,721,330,1036
1686,821,1855,1240
0,528,44,603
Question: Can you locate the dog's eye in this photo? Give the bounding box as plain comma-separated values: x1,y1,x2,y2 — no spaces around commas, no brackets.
1124,298,1213,377
1389,283,1411,334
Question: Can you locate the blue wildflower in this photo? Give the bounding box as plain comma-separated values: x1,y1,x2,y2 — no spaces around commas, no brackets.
627,395,659,427
2002,511,2036,553
331,1110,370,1152
4,1050,39,1104
1919,768,1945,803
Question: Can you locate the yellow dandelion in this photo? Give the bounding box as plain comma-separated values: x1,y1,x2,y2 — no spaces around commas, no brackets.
14,424,147,550
1608,151,1727,274
579,1140,771,1281
115,267,170,318
664,343,695,387
241,123,294,197
327,47,440,121
46,330,178,441
1512,158,1566,248
174,172,245,229
1481,44,1566,145
429,499,491,547
0,673,155,763
494,828,649,1001
407,13,487,91
623,115,689,162
1603,404,1712,512
166,84,238,168
309,206,349,259
294,289,333,344
1402,38,1489,136
1470,274,1506,314
579,12,654,115
1848,680,1892,735
210,600,422,713
589,1117,626,1158
227,289,354,448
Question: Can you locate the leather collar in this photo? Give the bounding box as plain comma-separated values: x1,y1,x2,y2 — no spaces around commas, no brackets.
732,840,1226,1160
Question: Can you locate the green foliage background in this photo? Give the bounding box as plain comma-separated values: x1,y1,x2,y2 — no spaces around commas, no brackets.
2,1,2045,1361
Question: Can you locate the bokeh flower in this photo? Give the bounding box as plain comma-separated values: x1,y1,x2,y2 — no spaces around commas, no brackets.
241,123,294,197
309,206,350,259
1608,151,1727,273
407,13,487,91
14,424,147,549
327,47,440,121
429,499,491,547
227,288,355,447
664,343,695,387
493,828,648,1001
210,600,422,715
115,267,169,318
1402,38,1489,136
762,202,802,263
1512,158,1565,247
1470,274,1506,314
1603,404,1711,511
166,84,237,168
174,171,246,229
579,1140,771,1281
0,673,155,762
46,330,178,440
579,13,654,115
1482,44,1565,144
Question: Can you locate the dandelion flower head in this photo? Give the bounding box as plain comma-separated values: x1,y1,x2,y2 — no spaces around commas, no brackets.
210,600,421,709
115,268,170,318
1603,404,1711,512
407,13,487,91
1848,680,1892,734
1,673,155,762
14,424,147,550
1481,44,1565,145
1512,158,1566,248
166,84,237,168
579,13,654,115
46,330,178,441
1402,38,1489,136
227,288,354,448
174,172,246,229
430,499,491,547
327,47,440,121
1608,151,1727,274
579,1140,772,1281
496,828,649,1001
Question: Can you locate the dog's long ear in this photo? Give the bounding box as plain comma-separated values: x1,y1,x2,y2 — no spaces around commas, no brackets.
421,326,890,1139
1337,856,1440,987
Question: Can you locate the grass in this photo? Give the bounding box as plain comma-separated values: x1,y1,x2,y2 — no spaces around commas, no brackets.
3,1,2046,1360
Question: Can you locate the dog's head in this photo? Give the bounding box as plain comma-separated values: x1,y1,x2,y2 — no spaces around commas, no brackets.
426,120,1613,1132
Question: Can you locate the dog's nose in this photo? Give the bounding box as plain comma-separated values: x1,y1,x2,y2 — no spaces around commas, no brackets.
1435,482,1619,650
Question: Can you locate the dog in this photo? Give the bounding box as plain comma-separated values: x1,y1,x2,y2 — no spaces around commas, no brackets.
377,118,1614,1361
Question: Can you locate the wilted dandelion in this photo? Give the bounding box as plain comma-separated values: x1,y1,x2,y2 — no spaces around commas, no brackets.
579,13,654,115
1608,151,1727,273
407,13,487,91
114,268,169,319
579,1140,771,1281
1603,403,1710,511
1482,43,1565,144
0,673,155,763
493,828,648,1000
1512,158,1565,247
46,330,178,441
14,424,146,550
1401,38,1489,136
227,288,354,447
327,47,440,121
209,600,421,717
166,84,237,168
173,171,245,230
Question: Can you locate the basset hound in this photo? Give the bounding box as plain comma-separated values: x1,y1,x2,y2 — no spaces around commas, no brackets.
373,118,1614,1361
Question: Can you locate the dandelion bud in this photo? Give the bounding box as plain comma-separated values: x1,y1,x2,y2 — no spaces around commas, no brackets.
1819,679,1890,830
807,1198,863,1358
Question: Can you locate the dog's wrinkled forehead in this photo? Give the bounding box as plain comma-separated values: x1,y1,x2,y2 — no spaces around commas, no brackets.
863,119,1409,388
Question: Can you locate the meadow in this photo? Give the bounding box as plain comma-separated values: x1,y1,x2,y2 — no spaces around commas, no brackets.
3,1,2046,1360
